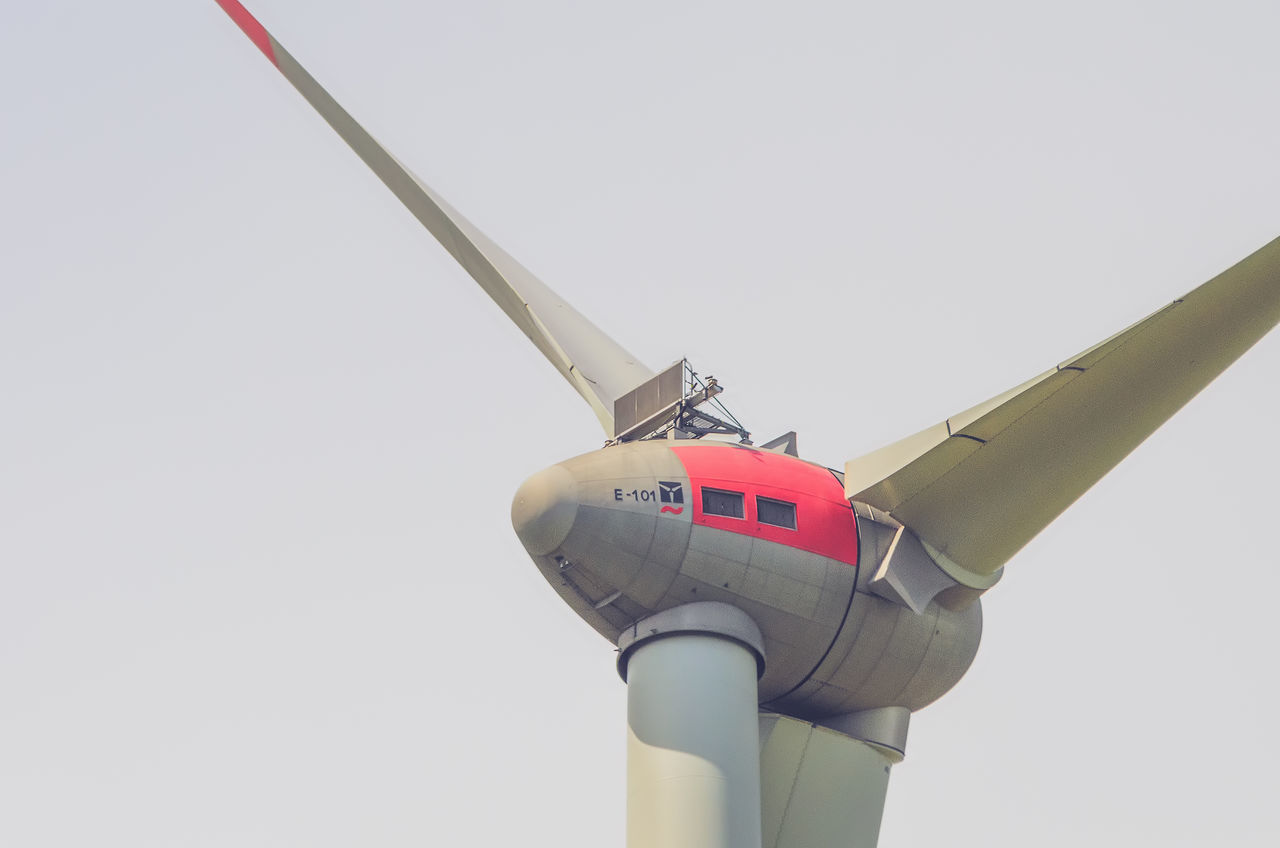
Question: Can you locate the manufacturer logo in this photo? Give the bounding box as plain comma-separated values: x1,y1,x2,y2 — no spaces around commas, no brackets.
658,481,685,514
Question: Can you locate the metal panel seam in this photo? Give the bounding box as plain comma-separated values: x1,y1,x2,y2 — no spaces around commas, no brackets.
765,511,863,705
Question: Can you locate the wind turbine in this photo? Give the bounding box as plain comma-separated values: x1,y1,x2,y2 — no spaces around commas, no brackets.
214,3,1280,846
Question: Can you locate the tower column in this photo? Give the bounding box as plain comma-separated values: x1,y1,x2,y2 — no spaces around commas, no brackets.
617,602,766,848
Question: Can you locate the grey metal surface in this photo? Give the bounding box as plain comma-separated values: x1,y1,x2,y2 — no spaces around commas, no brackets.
845,236,1280,581
224,9,654,436
513,440,984,716
772,589,983,716
510,464,578,556
617,601,765,681
513,441,865,704
760,431,800,456
819,706,911,760
759,713,896,848
853,506,994,613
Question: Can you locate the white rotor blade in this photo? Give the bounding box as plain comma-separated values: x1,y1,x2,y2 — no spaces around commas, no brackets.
760,713,898,848
845,235,1280,579
215,1,653,436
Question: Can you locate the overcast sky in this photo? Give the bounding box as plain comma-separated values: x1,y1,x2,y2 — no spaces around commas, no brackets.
3,1,1279,845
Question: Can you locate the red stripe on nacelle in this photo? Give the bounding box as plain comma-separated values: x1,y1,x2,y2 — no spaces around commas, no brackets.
670,445,859,565
216,0,278,66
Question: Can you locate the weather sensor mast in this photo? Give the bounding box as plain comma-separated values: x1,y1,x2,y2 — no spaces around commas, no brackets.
610,359,751,445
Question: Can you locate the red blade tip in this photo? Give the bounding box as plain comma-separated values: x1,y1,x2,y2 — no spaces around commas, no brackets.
215,0,278,66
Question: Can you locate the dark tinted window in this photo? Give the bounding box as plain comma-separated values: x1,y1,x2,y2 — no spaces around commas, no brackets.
757,496,797,529
702,488,745,519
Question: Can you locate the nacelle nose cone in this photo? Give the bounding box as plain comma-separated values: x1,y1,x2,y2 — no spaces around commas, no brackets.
511,464,579,556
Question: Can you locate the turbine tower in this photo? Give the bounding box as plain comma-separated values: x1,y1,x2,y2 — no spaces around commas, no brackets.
214,3,1280,845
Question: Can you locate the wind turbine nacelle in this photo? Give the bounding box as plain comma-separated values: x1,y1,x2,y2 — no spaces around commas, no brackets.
512,440,982,718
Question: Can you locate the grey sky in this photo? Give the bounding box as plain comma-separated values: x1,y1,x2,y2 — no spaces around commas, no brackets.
3,1,1279,845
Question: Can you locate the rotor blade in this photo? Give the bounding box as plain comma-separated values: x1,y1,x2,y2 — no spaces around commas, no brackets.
760,712,899,848
844,235,1280,582
214,1,653,436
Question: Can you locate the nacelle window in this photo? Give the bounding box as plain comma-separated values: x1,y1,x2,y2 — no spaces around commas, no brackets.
757,496,797,529
702,488,745,519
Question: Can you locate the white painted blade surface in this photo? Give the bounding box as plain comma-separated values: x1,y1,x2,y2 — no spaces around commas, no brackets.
215,1,653,436
759,714,895,848
845,235,1280,578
